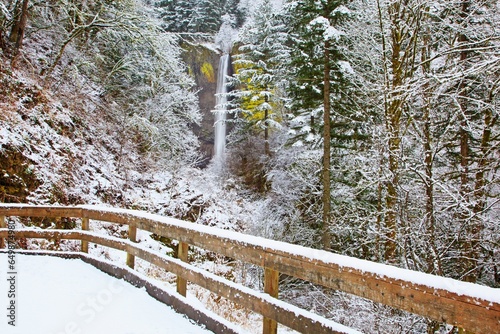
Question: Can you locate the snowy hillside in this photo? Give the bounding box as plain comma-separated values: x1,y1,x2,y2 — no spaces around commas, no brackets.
1,0,499,333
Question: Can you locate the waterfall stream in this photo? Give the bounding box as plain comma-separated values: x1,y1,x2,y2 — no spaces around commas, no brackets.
213,54,230,163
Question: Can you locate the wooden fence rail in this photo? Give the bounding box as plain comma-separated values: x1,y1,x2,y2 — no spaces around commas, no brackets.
0,204,498,334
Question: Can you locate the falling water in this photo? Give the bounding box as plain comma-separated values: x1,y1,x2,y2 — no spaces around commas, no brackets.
213,54,230,162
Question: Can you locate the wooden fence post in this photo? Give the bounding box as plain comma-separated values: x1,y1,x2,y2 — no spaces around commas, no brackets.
0,216,5,248
176,241,189,296
126,225,137,269
81,217,89,253
263,268,279,334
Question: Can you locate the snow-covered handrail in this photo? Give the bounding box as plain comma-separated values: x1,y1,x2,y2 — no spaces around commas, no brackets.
0,204,499,334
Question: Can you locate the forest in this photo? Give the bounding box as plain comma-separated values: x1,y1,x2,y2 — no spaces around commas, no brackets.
0,0,499,333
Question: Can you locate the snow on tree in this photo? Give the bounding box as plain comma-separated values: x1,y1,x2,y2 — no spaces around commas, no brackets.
156,0,245,34
229,0,288,156
284,0,365,250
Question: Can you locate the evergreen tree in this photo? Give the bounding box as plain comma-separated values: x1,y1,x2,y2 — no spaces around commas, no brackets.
190,0,223,33
227,0,245,28
156,0,196,32
285,0,361,250
230,0,288,156
156,0,245,34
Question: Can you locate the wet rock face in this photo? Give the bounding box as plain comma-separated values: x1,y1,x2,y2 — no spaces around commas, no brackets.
181,44,220,166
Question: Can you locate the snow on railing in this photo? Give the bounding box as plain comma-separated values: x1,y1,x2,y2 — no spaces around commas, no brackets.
0,204,499,334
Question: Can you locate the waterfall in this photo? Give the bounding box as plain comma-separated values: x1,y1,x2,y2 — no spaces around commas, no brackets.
213,54,230,162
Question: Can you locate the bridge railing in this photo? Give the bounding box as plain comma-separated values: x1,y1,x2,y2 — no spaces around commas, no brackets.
0,204,498,334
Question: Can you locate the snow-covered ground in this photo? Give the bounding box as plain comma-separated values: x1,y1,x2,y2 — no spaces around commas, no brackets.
0,253,213,334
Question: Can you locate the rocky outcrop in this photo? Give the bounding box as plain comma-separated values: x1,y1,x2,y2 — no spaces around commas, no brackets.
181,43,221,166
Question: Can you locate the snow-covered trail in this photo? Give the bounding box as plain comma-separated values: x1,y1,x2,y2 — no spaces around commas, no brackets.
0,253,213,334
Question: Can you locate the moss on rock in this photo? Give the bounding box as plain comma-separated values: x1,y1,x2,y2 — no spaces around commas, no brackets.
201,62,215,83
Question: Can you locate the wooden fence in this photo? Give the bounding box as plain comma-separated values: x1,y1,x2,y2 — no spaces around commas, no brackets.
0,204,498,334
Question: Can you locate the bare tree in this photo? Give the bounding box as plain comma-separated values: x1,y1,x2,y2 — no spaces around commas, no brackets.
376,0,424,262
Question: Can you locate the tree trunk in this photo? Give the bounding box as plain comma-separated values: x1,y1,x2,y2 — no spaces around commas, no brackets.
456,0,479,284
0,29,5,54
384,1,405,263
385,116,400,263
322,39,331,251
375,0,388,263
9,0,29,55
264,95,270,157
467,88,497,284
375,157,383,261
382,0,422,264
421,15,441,275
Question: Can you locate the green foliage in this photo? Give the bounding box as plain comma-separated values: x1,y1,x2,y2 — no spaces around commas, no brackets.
229,0,288,141
156,0,194,32
285,0,363,148
156,0,245,34
201,62,215,82
275,0,376,253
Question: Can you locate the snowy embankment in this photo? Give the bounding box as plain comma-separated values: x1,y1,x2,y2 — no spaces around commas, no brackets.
0,253,214,334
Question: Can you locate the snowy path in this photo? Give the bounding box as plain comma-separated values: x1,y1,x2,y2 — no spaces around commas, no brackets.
0,253,213,334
